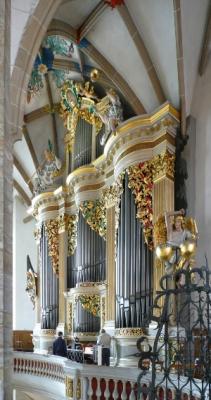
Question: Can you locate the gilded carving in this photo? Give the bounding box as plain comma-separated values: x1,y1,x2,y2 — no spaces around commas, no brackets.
67,214,78,256
115,328,146,337
152,150,175,182
127,161,154,250
41,329,56,335
66,376,73,398
67,302,73,334
126,151,175,250
44,219,59,274
76,378,81,400
101,296,106,328
25,268,37,309
78,281,106,287
57,213,69,233
75,294,100,317
79,200,106,239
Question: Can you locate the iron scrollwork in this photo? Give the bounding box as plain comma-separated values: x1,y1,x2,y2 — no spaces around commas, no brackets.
137,263,211,399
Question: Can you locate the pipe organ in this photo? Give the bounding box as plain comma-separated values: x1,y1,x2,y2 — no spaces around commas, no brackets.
30,103,179,358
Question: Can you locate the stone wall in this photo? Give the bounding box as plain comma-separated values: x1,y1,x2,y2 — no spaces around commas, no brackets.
0,1,13,398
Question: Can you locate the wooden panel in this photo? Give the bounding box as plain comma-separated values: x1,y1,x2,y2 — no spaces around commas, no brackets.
13,330,33,352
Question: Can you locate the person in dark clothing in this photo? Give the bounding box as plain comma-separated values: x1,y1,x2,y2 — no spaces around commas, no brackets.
53,332,67,357
73,336,82,350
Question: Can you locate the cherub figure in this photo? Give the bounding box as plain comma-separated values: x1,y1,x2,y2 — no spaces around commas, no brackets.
96,89,123,145
33,145,62,194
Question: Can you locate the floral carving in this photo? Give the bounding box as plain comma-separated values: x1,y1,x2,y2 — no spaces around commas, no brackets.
127,161,154,250
80,200,106,239
44,219,59,274
127,151,175,250
67,214,78,256
75,294,100,317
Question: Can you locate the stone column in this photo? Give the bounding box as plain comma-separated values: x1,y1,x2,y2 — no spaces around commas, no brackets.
0,1,12,398
57,215,68,334
104,204,116,335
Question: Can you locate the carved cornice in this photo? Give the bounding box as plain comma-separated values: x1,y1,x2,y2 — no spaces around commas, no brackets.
28,104,179,223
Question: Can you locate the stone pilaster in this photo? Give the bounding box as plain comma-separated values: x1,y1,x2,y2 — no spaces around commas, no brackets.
57,215,68,333
0,0,12,398
152,152,175,300
105,205,116,333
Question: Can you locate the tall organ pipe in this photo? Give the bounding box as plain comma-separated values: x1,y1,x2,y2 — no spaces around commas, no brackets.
116,173,153,328
40,224,59,329
67,212,106,288
73,118,92,170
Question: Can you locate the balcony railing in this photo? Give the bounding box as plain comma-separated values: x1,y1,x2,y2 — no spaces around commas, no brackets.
13,352,203,399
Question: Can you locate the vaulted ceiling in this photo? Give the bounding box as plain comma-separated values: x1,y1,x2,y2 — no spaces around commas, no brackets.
13,0,210,216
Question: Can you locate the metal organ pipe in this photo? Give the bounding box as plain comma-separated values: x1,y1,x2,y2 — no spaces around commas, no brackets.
116,173,153,328
40,225,59,329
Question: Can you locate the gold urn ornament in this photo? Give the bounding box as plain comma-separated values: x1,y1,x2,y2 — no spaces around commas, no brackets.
155,244,173,262
179,239,196,260
90,68,100,82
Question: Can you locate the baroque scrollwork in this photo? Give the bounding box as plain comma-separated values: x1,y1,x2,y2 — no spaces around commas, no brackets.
75,294,100,317
44,219,59,274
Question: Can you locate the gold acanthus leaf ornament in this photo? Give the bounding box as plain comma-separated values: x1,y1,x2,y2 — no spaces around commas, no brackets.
44,219,59,275
152,150,175,181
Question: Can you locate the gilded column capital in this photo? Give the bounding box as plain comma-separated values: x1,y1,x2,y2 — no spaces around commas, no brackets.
103,175,123,209
152,150,175,182
44,219,59,275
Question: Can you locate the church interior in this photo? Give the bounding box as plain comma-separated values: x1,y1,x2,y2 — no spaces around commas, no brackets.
1,0,211,399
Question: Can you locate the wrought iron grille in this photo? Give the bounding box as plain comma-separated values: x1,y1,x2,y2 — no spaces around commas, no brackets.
137,264,211,399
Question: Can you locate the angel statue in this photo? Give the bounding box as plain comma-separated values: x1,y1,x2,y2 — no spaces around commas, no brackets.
33,141,62,194
96,88,123,145
154,210,198,275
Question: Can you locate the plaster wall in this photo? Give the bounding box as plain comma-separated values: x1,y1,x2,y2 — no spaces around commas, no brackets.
11,0,38,68
189,57,211,265
13,196,37,330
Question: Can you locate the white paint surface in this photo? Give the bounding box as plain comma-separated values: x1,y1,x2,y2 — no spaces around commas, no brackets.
11,0,39,67
125,0,179,108
87,8,159,112
190,57,211,265
181,0,209,115
13,196,37,330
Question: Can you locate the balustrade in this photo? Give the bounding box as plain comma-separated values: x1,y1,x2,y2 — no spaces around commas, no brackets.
13,353,203,399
